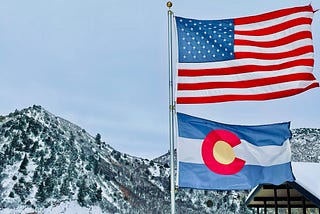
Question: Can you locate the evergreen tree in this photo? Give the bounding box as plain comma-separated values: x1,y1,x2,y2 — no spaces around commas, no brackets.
9,191,14,198
12,136,23,151
13,177,30,203
77,178,87,207
230,201,237,213
18,154,28,175
35,181,46,203
4,145,14,165
89,182,98,204
29,141,39,158
88,155,99,175
45,136,54,148
44,176,54,197
32,170,40,184
96,187,102,202
33,153,45,183
21,132,31,152
68,133,75,147
0,152,4,173
60,178,71,197
95,133,101,145
46,149,56,166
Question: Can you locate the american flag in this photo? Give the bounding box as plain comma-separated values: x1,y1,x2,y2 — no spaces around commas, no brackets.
175,5,319,104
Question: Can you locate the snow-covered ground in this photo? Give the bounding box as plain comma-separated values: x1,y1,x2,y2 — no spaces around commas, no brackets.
0,201,104,214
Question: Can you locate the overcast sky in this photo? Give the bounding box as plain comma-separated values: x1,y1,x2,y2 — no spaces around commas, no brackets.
1,0,320,159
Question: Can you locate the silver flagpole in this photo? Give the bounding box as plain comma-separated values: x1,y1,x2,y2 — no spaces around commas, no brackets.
167,1,176,214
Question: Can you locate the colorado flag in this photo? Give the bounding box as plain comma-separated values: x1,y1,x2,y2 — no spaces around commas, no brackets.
177,113,295,190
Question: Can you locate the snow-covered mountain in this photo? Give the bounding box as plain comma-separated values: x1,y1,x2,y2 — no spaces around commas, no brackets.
0,105,319,214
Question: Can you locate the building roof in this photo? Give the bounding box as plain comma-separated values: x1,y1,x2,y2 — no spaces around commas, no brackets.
246,162,320,208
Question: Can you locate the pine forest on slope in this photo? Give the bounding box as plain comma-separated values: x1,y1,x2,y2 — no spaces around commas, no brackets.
0,105,319,213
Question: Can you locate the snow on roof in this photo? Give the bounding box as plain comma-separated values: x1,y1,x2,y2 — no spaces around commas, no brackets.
246,162,320,208
292,162,320,201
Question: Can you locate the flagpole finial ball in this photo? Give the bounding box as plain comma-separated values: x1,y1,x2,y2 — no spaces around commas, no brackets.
167,1,173,9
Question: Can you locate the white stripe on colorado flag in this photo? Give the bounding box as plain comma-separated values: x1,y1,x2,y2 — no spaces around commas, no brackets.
178,137,291,166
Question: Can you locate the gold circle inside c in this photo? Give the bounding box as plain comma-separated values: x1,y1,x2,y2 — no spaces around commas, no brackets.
213,140,235,165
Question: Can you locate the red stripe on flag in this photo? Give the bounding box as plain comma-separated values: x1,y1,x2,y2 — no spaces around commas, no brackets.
235,46,313,60
234,5,313,25
177,82,320,104
178,73,317,90
178,59,314,76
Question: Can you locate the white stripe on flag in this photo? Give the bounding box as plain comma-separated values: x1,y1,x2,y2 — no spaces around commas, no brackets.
234,38,312,53
177,53,313,70
178,66,313,83
177,137,291,166
177,80,317,97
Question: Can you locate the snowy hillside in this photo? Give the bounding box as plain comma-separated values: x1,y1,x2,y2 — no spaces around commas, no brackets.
0,105,319,214
0,105,172,213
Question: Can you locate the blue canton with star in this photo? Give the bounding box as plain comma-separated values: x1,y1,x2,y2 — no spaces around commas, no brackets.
176,17,235,63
